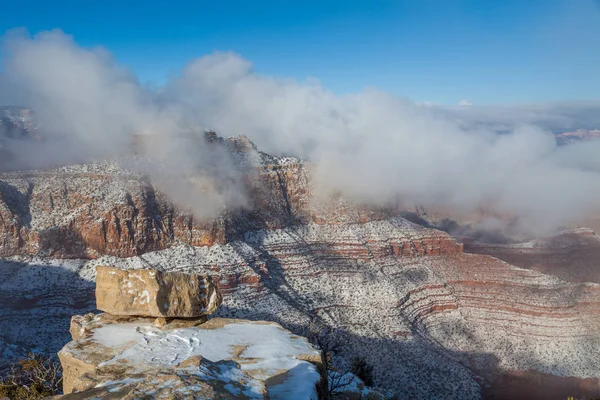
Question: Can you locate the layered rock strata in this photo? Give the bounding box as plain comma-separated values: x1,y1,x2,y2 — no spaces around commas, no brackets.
2,135,600,398
3,218,600,398
463,228,600,284
0,147,400,259
40,220,597,399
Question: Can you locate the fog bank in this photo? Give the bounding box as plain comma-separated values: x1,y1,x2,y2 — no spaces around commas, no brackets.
2,29,600,234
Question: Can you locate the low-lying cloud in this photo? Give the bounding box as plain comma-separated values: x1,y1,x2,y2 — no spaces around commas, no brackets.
1,29,600,235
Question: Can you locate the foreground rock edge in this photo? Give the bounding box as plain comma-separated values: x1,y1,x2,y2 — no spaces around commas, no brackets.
57,315,327,399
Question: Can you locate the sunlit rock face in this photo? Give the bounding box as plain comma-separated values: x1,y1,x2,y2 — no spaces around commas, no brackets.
95,266,222,318
0,165,227,258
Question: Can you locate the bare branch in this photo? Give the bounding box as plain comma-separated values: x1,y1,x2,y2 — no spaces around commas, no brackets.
0,353,62,399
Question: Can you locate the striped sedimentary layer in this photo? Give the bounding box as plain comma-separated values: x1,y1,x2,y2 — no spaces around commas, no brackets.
2,136,600,398
464,229,600,284
3,218,599,398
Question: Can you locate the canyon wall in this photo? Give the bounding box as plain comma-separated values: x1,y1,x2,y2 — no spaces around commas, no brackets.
2,136,600,399
3,218,599,398
0,146,400,259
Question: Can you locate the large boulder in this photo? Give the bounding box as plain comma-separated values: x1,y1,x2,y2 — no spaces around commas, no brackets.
95,266,222,318
57,315,327,399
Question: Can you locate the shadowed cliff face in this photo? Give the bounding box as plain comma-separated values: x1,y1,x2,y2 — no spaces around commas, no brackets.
0,258,95,373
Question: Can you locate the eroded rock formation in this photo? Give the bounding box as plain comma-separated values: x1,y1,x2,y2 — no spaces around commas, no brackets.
0,132,411,260
7,218,589,399
59,316,326,399
0,168,226,258
57,267,327,399
463,228,600,284
95,266,222,317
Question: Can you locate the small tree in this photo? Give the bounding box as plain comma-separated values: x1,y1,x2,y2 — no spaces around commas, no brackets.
0,353,62,399
351,356,374,387
307,318,355,397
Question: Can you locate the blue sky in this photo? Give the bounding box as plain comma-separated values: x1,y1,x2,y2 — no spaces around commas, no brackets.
1,0,599,104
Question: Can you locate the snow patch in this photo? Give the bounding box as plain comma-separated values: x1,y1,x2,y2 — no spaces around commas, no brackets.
93,321,321,399
92,322,153,348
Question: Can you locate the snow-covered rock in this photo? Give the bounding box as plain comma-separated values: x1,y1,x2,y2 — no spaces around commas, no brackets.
58,315,326,399
3,221,600,398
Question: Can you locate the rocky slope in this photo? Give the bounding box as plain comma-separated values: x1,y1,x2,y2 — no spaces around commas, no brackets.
1,135,600,399
3,219,600,398
0,162,226,258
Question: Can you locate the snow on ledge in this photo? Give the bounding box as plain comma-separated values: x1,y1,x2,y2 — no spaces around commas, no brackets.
92,320,322,400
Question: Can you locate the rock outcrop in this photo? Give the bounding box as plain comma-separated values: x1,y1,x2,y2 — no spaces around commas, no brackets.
95,266,222,317
59,315,326,399
56,267,327,399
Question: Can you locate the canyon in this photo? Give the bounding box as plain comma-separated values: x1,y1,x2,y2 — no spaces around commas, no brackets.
1,134,600,399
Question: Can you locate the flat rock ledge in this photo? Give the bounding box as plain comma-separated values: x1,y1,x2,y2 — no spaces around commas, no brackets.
57,315,327,399
95,266,223,318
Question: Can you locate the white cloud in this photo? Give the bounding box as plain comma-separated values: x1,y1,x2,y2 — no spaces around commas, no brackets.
0,30,246,218
2,29,600,235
